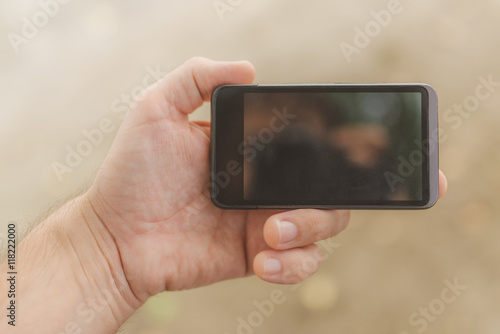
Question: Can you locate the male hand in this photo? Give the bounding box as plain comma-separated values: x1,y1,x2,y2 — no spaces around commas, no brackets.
0,57,448,334
87,57,354,304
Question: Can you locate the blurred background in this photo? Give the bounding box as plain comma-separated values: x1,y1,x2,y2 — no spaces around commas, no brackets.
1,0,499,333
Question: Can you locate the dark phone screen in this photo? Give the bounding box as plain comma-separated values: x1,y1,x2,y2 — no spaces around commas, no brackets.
242,92,424,202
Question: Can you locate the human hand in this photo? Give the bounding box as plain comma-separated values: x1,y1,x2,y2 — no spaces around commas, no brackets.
0,58,448,334
85,58,355,305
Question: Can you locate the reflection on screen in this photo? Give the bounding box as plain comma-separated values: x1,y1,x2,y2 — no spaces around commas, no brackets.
242,92,423,202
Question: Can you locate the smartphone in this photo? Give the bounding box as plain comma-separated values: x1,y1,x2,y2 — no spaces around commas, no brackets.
210,84,439,210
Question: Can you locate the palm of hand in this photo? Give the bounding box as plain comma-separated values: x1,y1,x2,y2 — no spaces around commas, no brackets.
88,58,354,304
91,91,273,301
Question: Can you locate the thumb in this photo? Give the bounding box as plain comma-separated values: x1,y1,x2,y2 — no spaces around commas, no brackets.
152,57,255,122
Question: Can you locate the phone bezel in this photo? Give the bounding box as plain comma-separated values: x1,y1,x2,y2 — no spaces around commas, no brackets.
210,84,439,210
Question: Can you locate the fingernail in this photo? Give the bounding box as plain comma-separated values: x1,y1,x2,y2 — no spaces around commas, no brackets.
277,220,298,244
264,257,282,275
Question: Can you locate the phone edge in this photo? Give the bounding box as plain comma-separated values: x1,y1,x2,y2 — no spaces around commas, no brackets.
210,83,440,210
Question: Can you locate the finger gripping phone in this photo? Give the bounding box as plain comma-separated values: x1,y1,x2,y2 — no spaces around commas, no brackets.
210,84,439,210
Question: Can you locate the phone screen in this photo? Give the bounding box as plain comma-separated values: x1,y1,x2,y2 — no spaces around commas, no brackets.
242,92,424,203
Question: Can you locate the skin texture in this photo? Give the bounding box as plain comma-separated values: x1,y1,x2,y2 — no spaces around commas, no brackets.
87,57,353,302
0,57,447,333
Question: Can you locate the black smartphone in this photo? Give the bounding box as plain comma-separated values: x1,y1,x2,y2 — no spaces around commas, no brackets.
210,84,439,210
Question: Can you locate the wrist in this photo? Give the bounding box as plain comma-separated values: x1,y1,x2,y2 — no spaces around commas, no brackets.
58,193,142,329
1,193,141,332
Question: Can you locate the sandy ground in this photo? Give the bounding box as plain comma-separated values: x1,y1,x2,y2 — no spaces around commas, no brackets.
1,0,500,333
